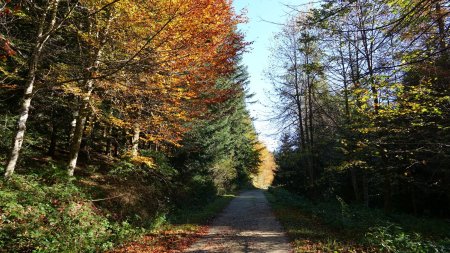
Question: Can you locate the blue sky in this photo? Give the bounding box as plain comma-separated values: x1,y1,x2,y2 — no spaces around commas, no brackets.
232,0,306,151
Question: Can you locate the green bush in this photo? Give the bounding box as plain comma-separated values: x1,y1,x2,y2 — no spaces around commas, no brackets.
365,224,446,253
0,174,141,252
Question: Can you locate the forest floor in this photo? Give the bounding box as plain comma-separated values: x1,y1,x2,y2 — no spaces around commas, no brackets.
185,189,292,253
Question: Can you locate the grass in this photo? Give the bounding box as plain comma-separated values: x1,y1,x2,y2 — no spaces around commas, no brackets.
266,187,450,253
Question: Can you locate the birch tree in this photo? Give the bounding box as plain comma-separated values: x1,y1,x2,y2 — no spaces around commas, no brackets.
4,0,76,178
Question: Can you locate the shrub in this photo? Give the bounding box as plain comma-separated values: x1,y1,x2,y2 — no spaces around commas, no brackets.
269,187,450,253
365,224,446,253
0,174,141,252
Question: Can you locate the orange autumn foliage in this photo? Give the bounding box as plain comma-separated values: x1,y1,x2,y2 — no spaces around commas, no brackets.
100,0,246,148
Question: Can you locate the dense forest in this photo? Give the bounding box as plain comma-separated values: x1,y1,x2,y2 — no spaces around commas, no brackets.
270,0,449,216
266,0,449,251
0,0,271,251
0,0,449,252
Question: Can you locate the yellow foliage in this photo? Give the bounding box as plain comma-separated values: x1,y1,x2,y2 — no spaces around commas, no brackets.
130,155,155,169
253,142,276,189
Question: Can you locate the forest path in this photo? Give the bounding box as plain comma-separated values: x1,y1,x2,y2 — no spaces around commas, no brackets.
185,190,292,253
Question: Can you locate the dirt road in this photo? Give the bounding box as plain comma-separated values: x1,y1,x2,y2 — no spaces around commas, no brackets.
185,190,292,253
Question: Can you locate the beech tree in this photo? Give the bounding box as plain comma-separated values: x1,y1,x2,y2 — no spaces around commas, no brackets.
3,0,77,178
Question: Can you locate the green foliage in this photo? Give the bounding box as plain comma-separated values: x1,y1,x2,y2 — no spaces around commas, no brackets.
0,174,142,252
210,158,238,194
109,159,141,179
271,0,450,220
173,61,260,197
268,187,450,252
365,225,447,253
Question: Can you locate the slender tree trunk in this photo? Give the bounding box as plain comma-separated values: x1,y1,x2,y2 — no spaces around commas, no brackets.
82,115,93,162
131,123,140,157
360,31,379,113
306,63,315,193
304,89,309,146
4,0,60,178
293,54,306,150
308,77,314,149
67,12,111,175
68,101,89,176
69,110,78,142
339,37,350,120
358,4,386,208
302,75,313,187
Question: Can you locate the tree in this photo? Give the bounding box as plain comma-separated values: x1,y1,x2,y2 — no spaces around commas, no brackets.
3,0,77,178
271,0,449,215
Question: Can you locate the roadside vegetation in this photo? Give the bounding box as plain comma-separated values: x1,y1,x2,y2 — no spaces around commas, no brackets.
0,163,237,252
267,187,450,253
267,1,449,252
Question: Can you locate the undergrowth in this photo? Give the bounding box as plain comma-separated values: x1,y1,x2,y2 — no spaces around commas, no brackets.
0,173,143,253
267,187,450,253
0,158,235,253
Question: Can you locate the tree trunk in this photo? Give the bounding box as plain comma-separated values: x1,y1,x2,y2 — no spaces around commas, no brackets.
131,123,140,157
4,0,60,178
67,14,111,176
69,110,78,142
304,91,309,147
306,63,315,193
339,35,350,120
292,43,306,151
67,101,89,176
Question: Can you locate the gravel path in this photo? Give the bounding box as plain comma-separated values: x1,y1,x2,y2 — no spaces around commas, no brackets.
185,190,292,253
